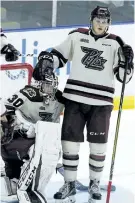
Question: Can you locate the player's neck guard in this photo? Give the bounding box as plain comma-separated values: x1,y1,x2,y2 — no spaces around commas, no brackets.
90,29,108,40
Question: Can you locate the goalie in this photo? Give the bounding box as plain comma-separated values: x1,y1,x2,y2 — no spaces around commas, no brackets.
1,73,65,203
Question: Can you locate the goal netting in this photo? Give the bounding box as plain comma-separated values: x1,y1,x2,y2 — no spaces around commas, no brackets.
0,63,33,99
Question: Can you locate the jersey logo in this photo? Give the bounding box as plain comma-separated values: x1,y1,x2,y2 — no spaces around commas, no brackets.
39,106,46,110
81,46,107,71
80,38,89,43
23,88,36,98
102,43,111,46
39,112,53,121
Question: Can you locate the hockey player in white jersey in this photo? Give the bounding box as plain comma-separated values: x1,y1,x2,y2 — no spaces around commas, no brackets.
29,6,134,203
1,73,65,203
0,28,19,61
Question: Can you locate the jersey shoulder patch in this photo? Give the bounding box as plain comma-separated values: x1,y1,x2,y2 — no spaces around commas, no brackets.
69,28,89,35
20,85,43,102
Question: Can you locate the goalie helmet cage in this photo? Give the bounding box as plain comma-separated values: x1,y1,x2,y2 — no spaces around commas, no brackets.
0,63,33,99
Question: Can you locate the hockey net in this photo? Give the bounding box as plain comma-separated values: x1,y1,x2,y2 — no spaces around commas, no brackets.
0,63,33,99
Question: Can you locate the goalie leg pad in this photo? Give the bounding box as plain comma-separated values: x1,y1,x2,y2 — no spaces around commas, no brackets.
17,121,61,200
34,121,61,195
17,189,47,203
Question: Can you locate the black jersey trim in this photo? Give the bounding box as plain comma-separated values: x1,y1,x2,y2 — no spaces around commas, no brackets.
64,88,113,103
67,79,115,94
69,28,89,35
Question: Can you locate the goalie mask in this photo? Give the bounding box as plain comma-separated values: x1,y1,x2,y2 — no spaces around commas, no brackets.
90,6,111,35
40,73,58,96
31,74,58,104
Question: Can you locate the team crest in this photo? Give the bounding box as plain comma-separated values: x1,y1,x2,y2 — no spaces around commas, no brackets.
81,46,107,71
23,88,36,98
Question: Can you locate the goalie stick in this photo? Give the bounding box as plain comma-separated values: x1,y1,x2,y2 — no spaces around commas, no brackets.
56,164,116,192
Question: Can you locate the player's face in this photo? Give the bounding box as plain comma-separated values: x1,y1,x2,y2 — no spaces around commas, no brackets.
92,17,109,35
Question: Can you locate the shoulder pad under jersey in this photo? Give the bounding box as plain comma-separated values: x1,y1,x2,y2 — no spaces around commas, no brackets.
69,28,89,35
106,34,118,40
106,34,124,46
20,85,43,102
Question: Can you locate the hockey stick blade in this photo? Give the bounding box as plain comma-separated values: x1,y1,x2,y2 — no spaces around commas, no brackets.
56,164,116,192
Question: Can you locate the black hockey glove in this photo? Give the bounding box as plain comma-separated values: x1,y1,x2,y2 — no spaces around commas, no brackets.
33,51,54,81
1,44,19,62
122,44,134,63
55,90,67,105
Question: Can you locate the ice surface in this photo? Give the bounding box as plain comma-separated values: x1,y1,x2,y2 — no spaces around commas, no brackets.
1,110,135,203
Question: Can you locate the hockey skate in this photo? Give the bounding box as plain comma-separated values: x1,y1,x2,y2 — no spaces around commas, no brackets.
54,181,76,203
88,180,102,203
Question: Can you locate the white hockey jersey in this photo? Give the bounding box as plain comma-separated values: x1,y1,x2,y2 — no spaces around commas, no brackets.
4,86,64,124
51,28,133,106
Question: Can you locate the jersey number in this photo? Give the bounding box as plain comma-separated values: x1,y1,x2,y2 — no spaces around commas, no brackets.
8,94,24,107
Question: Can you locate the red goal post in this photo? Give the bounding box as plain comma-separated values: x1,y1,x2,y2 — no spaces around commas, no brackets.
1,63,33,84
